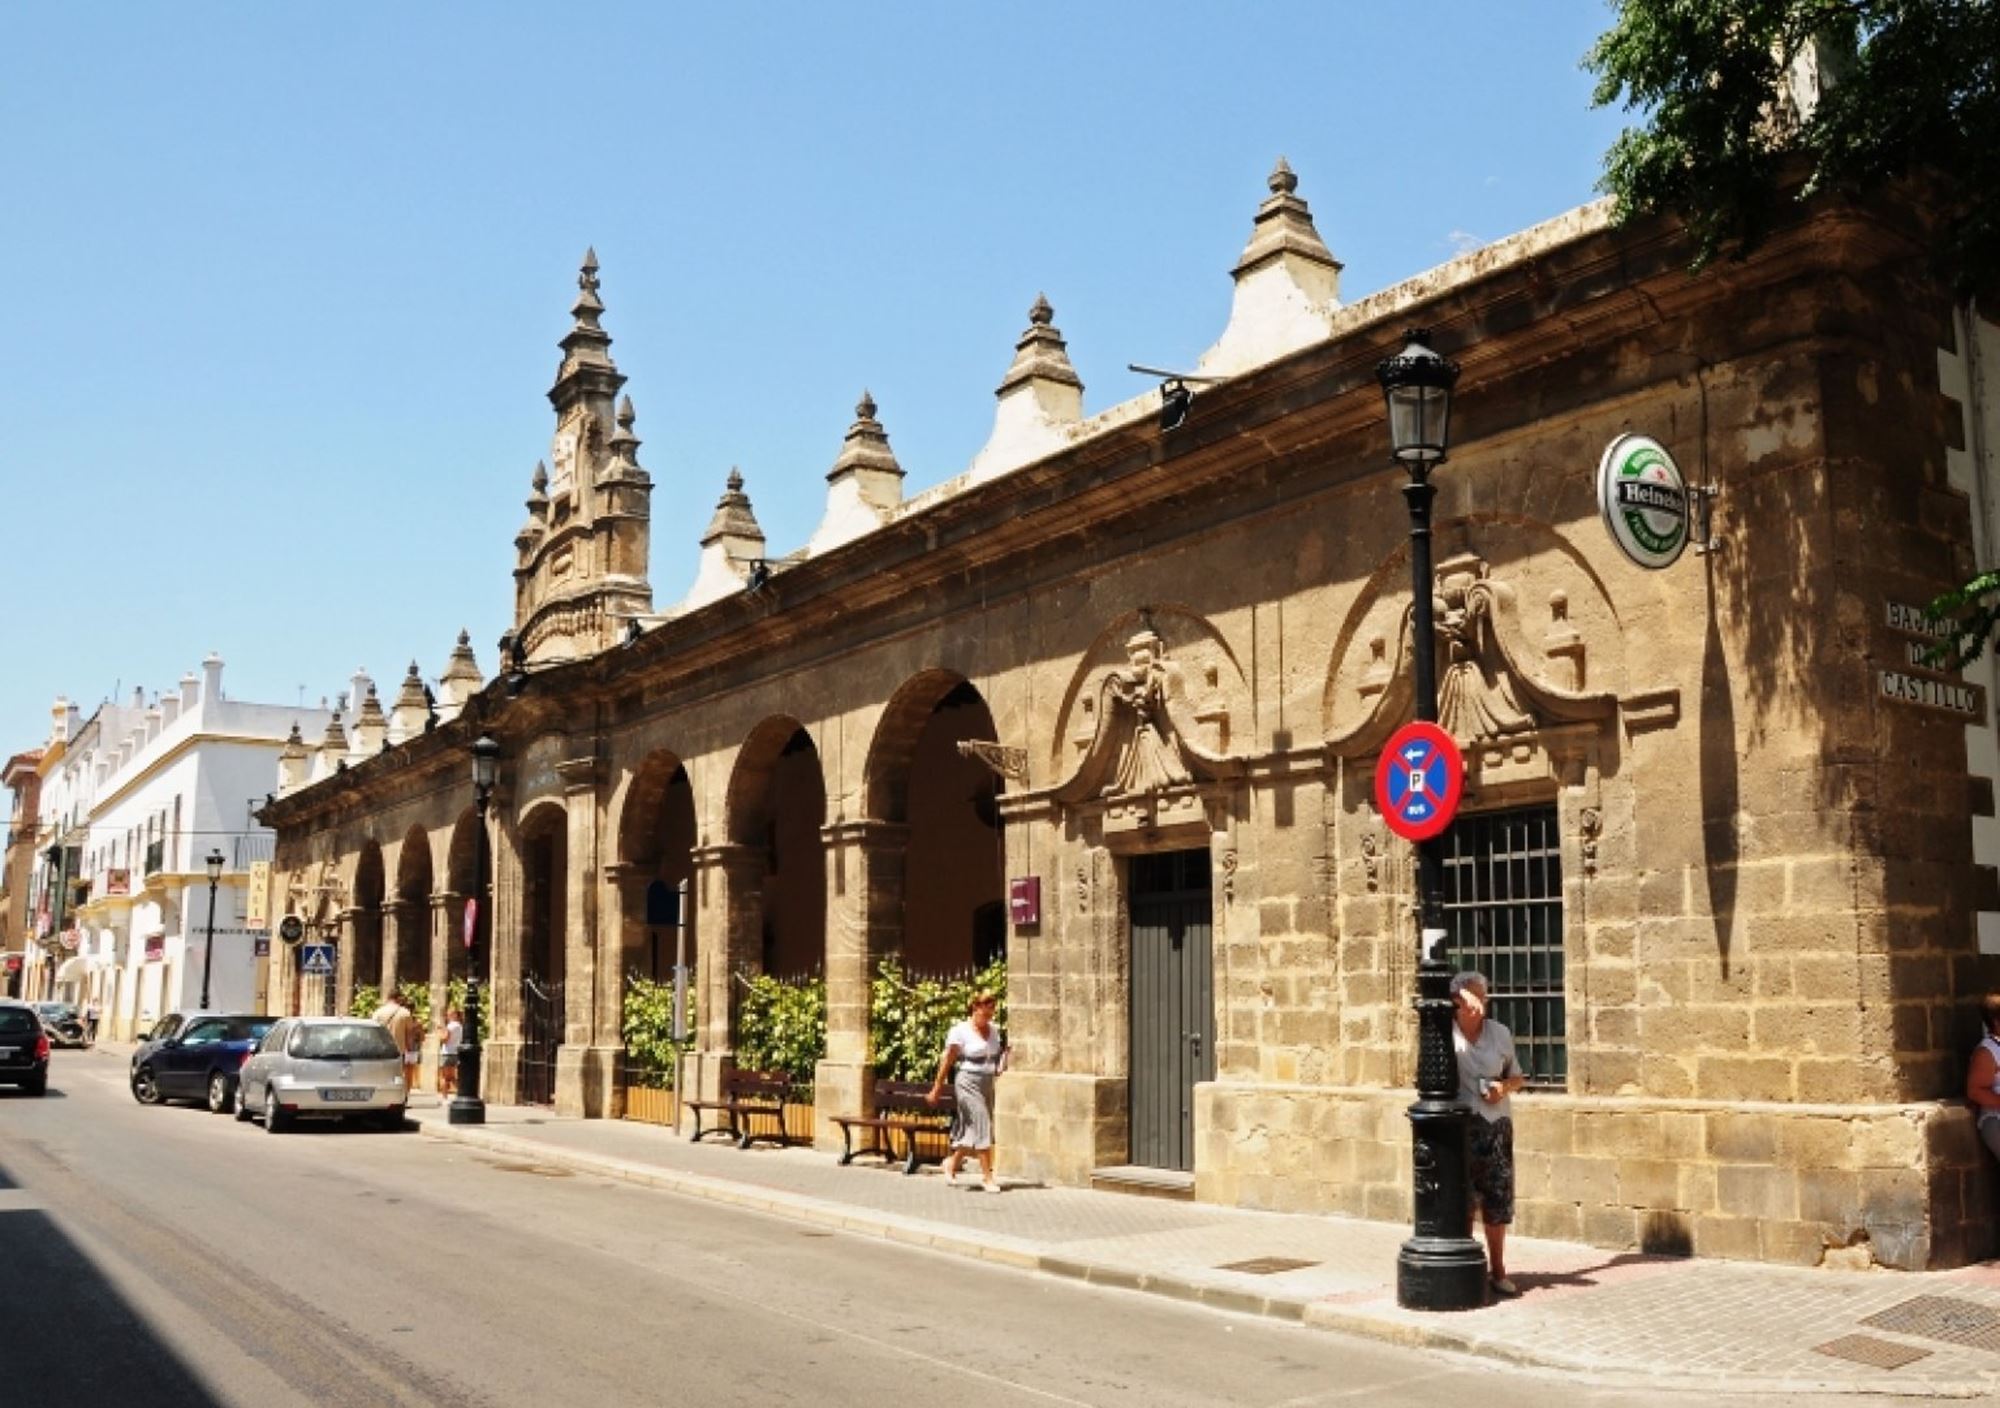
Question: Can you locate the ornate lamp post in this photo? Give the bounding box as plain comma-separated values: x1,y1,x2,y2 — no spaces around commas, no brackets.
198,849,225,1012
451,735,500,1126
1376,329,1488,1312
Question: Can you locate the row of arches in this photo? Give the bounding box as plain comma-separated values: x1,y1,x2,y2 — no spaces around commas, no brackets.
304,672,1008,1106
624,673,1006,982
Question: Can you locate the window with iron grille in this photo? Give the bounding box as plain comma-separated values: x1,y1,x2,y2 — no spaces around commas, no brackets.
1441,804,1566,1089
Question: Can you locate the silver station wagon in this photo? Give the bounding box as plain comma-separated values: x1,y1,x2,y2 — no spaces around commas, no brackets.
235,1016,408,1132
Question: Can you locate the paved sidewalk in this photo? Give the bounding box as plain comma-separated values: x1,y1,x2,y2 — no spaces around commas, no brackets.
409,1101,2000,1397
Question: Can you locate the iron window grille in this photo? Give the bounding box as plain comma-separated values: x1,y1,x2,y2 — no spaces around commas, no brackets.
1440,804,1567,1089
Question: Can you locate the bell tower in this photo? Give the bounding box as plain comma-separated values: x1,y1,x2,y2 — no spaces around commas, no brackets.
512,248,654,663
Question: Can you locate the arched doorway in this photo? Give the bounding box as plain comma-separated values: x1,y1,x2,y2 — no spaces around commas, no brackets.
865,673,1006,974
618,751,698,984
444,807,481,990
727,719,825,981
349,842,386,1009
516,802,569,1104
393,824,433,996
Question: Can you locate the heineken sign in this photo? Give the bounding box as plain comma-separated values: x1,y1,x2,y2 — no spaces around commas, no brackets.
1597,433,1690,570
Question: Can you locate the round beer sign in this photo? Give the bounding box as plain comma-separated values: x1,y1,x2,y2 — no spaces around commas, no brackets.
278,914,304,945
1597,433,1690,570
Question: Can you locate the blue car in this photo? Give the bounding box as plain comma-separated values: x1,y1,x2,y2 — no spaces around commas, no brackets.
131,1012,278,1114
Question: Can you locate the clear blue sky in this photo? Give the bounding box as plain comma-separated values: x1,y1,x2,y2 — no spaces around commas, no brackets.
0,2,1628,781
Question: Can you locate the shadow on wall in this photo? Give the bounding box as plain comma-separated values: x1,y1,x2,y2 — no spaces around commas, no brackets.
0,1199,227,1405
1700,553,1739,979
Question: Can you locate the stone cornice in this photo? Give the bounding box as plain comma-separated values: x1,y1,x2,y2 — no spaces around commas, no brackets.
819,819,912,849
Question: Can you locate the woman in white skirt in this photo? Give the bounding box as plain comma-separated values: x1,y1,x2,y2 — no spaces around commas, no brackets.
927,990,1007,1193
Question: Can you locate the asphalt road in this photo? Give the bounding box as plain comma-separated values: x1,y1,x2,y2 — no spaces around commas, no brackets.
0,1050,1950,1408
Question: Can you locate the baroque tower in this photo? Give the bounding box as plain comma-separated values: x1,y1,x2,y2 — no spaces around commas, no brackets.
512,248,654,663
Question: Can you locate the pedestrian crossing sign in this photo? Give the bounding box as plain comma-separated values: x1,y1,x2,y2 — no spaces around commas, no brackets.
301,943,335,976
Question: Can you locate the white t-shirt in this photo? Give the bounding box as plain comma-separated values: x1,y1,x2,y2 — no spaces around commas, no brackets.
1453,1017,1519,1123
945,1020,1004,1069
442,1019,463,1056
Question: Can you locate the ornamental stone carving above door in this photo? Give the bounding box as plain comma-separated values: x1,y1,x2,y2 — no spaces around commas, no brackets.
1050,608,1247,840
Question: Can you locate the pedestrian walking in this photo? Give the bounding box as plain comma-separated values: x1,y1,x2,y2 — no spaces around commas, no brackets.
438,1006,464,1099
83,997,100,1045
372,988,423,1093
1452,971,1526,1298
927,989,1008,1193
1966,991,2000,1162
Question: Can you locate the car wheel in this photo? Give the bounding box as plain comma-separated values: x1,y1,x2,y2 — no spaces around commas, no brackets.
377,1108,406,1132
131,1065,161,1105
207,1073,235,1115
24,1073,47,1098
264,1088,289,1134
233,1082,253,1122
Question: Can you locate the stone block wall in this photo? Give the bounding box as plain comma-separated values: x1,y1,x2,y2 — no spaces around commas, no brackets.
1197,1080,1998,1269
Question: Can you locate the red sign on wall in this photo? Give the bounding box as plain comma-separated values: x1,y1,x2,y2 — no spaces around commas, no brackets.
1008,877,1041,927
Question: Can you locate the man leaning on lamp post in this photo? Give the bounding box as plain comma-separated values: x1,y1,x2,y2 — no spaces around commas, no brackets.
1451,971,1527,1298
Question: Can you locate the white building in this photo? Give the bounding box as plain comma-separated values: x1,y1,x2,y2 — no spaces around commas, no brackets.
25,657,333,1038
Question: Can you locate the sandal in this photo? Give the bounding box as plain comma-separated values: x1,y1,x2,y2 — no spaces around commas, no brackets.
1489,1276,1520,1298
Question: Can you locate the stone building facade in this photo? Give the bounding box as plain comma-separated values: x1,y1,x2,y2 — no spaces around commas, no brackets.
260,165,2000,1270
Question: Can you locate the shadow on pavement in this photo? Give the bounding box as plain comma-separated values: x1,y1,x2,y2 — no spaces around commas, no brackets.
0,1086,65,1098
0,1206,226,1405
1512,1250,1680,1296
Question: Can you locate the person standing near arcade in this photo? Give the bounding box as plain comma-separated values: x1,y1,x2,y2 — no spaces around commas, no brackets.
927,991,1008,1193
1452,971,1527,1298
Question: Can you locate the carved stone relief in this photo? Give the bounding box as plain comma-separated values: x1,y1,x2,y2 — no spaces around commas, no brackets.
1050,609,1247,841
1325,546,1652,793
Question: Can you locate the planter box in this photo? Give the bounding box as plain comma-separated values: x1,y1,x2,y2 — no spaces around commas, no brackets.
624,1084,679,1127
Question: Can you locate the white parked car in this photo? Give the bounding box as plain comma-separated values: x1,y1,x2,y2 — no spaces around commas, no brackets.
235,1016,407,1132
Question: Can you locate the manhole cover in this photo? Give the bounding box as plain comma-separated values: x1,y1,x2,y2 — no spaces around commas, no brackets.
491,1162,574,1178
1216,1256,1319,1276
1861,1296,2000,1351
1814,1335,1932,1370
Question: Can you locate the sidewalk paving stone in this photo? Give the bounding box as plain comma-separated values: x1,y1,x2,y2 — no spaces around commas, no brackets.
394,1103,2000,1397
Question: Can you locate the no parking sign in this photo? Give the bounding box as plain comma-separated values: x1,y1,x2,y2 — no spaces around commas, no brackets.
1374,721,1464,843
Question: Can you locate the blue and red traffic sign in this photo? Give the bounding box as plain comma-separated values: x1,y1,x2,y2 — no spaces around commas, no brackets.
1374,721,1464,842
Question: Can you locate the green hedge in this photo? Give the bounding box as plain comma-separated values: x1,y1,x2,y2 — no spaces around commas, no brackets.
870,957,1007,1082
622,974,696,1089
735,971,826,1089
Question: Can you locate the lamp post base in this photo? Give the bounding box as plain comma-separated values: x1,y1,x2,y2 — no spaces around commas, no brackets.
447,1095,485,1125
1395,1235,1489,1311
1397,1097,1489,1311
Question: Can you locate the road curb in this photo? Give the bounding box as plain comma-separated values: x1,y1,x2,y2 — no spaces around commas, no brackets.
411,1118,1990,1398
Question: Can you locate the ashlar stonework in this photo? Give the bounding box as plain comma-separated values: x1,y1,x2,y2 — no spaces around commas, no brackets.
259,167,2000,1272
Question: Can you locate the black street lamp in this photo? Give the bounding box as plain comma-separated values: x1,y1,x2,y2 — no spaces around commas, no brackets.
451,735,500,1126
1376,328,1488,1313
199,849,225,1012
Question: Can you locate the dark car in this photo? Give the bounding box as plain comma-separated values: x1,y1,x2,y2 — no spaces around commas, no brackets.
0,999,50,1096
131,1012,278,1114
33,1002,87,1049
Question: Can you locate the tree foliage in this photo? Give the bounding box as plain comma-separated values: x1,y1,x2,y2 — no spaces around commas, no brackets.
1587,0,2000,292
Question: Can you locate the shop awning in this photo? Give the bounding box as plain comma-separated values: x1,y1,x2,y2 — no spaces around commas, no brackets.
55,955,98,983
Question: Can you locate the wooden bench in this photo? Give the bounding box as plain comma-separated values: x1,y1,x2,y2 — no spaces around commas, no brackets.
685,1069,793,1148
831,1079,955,1175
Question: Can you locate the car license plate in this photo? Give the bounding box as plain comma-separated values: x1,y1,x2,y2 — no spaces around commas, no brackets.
0,1047,15,1059
320,1088,373,1102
